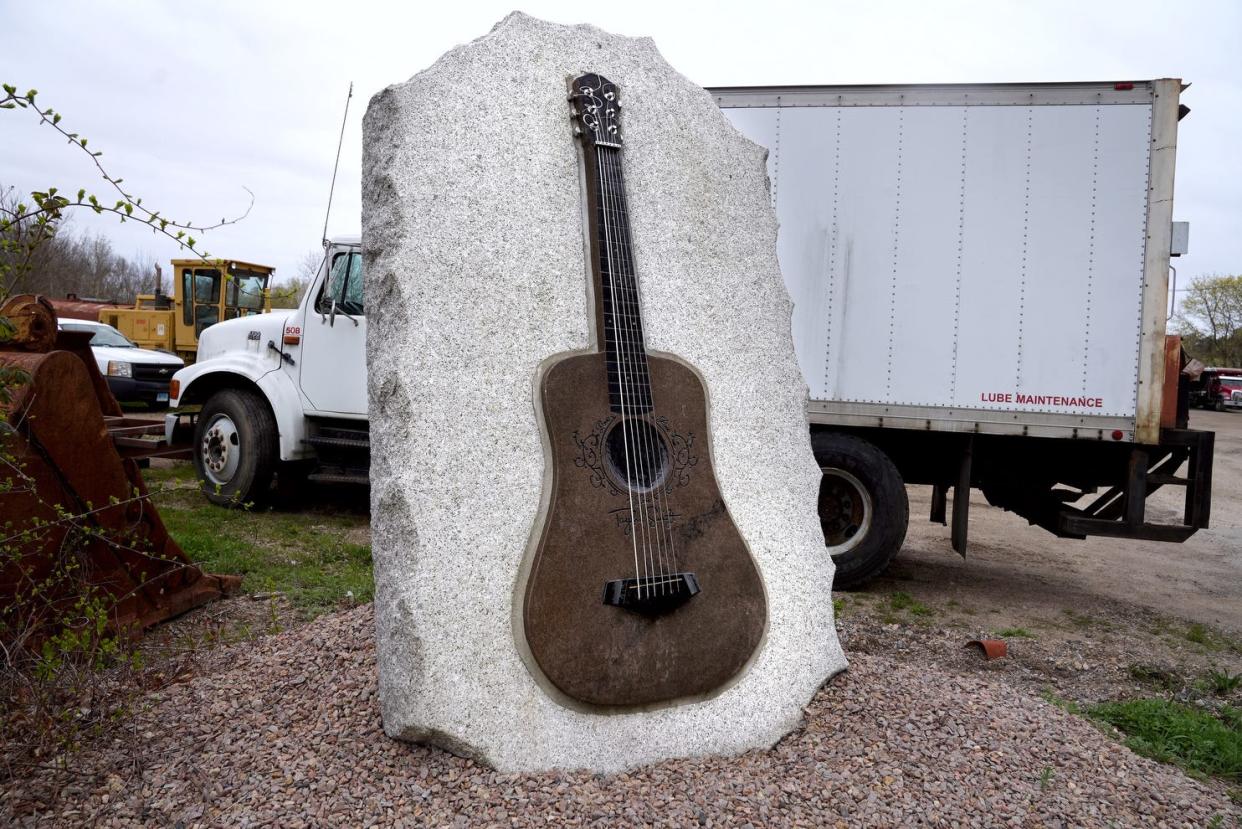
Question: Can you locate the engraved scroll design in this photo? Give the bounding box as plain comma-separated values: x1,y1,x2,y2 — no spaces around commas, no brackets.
656,415,698,490
571,415,697,497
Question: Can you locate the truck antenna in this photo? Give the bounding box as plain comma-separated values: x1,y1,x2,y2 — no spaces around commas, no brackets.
322,82,353,249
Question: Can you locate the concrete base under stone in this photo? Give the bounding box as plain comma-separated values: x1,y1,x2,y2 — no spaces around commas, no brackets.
362,11,846,773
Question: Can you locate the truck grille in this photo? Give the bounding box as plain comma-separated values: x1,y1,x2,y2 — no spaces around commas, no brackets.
132,363,177,383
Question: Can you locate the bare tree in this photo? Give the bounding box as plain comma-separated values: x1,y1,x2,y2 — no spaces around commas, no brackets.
270,248,323,309
1177,274,1242,367
1,84,253,303
0,186,158,304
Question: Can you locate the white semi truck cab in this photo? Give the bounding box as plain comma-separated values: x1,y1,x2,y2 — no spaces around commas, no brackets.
167,235,369,505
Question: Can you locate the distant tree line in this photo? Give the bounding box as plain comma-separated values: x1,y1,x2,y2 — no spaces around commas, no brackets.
1,184,158,304
1177,274,1242,368
1,184,321,310
269,249,322,309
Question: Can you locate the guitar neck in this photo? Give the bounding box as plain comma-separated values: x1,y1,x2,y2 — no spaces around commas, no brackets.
585,144,653,414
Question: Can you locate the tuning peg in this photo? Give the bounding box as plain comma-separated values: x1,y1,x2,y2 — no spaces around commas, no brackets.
569,107,579,117
573,127,582,137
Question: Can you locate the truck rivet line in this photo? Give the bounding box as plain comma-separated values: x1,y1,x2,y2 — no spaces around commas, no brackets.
771,99,781,210
824,104,841,399
1016,102,1033,392
886,104,905,400
1130,104,1154,421
1083,100,1101,397
950,103,969,404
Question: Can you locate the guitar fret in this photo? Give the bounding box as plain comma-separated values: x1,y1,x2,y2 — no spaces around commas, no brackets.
592,140,652,416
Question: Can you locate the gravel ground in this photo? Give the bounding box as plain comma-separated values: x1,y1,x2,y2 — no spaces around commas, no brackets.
836,590,1242,710
6,605,1238,828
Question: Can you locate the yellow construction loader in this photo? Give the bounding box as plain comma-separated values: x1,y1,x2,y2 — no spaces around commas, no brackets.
93,257,275,363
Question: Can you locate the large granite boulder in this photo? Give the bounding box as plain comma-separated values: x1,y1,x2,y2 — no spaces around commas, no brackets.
362,11,846,773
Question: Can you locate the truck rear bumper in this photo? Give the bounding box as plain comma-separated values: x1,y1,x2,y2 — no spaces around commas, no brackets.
1054,428,1213,542
838,423,1215,554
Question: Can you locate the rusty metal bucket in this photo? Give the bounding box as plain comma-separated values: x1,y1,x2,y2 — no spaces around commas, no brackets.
0,295,237,647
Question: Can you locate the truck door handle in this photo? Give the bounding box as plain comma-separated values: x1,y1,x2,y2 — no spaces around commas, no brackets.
267,340,295,366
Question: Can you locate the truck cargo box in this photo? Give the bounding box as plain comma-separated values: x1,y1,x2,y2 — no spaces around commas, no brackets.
714,80,1183,445
714,81,1211,585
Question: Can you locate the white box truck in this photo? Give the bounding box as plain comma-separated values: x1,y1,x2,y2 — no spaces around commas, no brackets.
713,79,1212,586
170,79,1213,588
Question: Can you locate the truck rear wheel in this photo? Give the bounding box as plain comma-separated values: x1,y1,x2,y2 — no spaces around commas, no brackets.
194,388,277,507
811,432,909,589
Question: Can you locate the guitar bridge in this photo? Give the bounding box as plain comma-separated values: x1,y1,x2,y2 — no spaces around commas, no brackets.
602,572,700,614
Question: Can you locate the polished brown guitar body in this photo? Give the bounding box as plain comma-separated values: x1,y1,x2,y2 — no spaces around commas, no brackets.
520,74,767,708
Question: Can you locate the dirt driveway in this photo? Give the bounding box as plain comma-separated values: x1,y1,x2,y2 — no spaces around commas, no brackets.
841,407,1240,719
866,407,1242,635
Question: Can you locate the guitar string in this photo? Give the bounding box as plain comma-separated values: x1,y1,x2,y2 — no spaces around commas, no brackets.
599,143,671,595
600,146,673,593
600,146,682,585
598,140,659,597
593,136,648,599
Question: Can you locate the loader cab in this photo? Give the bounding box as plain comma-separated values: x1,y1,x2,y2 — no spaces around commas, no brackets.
172,258,275,346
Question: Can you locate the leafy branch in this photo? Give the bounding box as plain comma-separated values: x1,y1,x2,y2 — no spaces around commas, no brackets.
0,83,254,300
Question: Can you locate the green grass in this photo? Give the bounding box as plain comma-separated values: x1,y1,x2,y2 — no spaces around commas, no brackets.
1061,608,1105,630
1148,616,1242,654
142,462,196,486
1187,623,1211,645
1039,687,1082,716
1088,698,1242,781
1181,622,1242,653
997,627,1034,639
147,463,372,618
889,591,933,617
1128,663,1183,691
1207,667,1242,696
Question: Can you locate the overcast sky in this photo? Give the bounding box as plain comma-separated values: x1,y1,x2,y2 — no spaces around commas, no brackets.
4,0,1239,304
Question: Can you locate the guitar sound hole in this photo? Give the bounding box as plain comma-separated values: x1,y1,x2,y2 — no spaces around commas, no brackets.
604,418,670,493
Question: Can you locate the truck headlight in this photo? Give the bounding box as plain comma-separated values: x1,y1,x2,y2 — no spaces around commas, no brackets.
107,361,132,378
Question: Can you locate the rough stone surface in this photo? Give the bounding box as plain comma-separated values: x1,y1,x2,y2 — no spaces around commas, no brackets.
362,11,845,772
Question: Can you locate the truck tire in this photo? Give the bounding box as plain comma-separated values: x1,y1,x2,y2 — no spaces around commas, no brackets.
810,432,909,590
194,388,277,507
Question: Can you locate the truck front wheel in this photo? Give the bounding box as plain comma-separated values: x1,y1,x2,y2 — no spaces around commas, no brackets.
194,388,277,507
811,432,909,589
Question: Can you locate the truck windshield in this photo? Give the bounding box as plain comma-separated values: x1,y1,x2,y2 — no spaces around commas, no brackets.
228,268,268,312
61,322,136,348
316,251,364,316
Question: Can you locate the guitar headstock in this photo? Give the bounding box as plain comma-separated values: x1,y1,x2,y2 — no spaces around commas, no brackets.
569,73,622,149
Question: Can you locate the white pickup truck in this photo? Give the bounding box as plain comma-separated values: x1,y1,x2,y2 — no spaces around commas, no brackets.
167,235,368,505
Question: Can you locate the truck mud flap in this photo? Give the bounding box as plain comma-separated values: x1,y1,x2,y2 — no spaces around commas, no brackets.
930,437,973,557
1055,428,1213,542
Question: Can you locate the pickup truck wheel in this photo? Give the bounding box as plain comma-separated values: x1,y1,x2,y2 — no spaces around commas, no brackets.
811,432,909,590
194,389,277,507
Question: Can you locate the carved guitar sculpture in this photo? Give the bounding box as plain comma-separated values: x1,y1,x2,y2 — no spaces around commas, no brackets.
520,73,767,708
